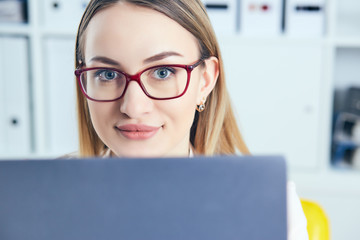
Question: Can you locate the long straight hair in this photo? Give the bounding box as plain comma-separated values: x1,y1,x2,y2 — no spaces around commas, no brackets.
75,0,250,156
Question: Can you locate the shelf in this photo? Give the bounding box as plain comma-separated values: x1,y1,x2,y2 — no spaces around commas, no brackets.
334,37,360,48
0,152,59,160
291,167,360,195
0,23,30,35
217,34,326,46
335,19,360,38
40,28,77,38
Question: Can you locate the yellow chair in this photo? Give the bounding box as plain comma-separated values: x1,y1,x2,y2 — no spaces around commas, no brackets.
300,199,330,240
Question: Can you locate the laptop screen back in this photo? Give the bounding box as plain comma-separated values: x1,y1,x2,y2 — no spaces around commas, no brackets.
0,155,287,240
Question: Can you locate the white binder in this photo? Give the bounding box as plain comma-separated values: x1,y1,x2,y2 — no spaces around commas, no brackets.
42,0,90,32
240,0,283,36
285,0,325,37
43,37,78,156
202,0,237,35
0,0,26,23
0,36,31,157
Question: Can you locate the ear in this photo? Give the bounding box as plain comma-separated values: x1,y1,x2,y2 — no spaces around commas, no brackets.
197,56,219,105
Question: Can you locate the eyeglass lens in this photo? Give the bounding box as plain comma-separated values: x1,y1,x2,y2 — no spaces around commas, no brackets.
80,65,189,100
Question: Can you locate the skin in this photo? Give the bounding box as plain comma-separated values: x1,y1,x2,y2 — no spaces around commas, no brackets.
83,2,219,157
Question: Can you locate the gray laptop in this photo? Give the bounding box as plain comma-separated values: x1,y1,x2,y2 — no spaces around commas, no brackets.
0,155,287,240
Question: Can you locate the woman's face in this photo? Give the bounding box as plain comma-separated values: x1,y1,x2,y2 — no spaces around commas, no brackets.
83,2,217,157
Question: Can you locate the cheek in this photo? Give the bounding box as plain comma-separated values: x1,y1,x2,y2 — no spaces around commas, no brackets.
164,99,195,125
87,101,117,133
160,76,201,129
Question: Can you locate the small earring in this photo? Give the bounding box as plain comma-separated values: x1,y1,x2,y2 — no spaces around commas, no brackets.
196,98,206,112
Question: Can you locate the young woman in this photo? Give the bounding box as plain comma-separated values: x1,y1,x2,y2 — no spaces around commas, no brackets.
74,0,308,239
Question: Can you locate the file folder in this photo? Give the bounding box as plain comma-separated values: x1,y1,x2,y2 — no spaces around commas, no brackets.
285,0,325,37
240,0,283,36
0,36,31,157
202,0,237,34
0,0,27,23
43,38,78,156
42,0,90,32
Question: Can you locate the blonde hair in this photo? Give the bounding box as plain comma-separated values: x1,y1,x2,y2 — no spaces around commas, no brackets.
75,0,250,156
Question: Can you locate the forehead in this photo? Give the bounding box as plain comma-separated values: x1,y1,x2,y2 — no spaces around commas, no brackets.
83,2,200,66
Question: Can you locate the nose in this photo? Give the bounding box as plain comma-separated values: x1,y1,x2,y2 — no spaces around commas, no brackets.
119,80,153,118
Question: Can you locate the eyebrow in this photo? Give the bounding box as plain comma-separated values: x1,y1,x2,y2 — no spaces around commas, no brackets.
143,51,183,64
89,56,121,66
88,51,183,67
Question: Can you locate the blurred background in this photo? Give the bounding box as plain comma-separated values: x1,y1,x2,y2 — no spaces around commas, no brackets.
0,0,359,239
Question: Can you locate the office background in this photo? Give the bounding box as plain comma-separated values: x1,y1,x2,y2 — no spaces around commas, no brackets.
0,0,359,239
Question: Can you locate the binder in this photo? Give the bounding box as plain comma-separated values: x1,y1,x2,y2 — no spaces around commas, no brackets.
43,37,78,156
240,0,283,36
42,0,90,31
0,0,27,23
202,0,237,34
0,39,4,156
0,36,31,157
285,0,325,37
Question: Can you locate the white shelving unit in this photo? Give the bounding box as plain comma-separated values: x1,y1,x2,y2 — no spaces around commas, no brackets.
0,0,360,239
0,0,85,158
289,1,360,239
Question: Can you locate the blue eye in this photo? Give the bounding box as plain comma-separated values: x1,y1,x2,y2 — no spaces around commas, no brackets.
95,70,118,81
153,67,175,79
104,71,116,80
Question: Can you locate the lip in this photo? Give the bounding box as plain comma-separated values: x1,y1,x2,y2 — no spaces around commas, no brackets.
116,124,160,140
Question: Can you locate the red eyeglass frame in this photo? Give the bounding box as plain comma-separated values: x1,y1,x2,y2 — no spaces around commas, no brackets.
74,59,204,102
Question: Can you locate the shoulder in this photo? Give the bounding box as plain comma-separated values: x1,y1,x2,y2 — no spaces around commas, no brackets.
58,151,80,159
58,148,112,159
287,181,309,240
